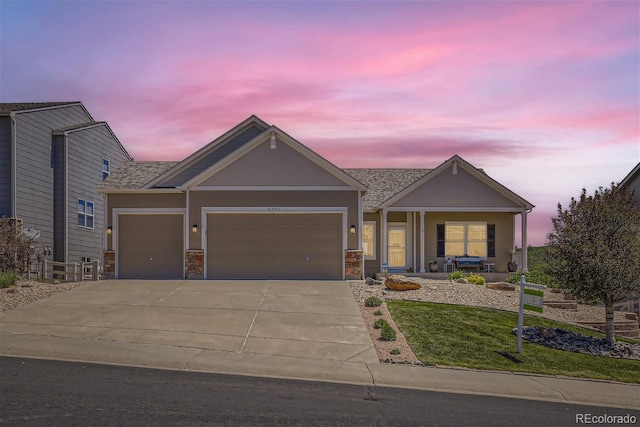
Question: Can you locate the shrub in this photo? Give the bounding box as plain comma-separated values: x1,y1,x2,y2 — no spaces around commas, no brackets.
374,318,389,329
380,323,397,341
448,270,467,281
365,296,382,307
507,270,557,287
390,348,401,355
373,310,383,316
0,272,17,289
467,274,486,285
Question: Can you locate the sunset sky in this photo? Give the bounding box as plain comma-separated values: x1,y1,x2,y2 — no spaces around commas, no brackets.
1,1,638,246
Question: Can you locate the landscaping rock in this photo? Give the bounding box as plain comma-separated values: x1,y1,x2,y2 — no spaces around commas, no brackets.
486,282,515,291
455,278,468,284
385,275,421,291
366,277,384,286
515,326,640,360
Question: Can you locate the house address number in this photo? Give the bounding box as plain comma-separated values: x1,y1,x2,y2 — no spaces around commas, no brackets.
267,207,281,211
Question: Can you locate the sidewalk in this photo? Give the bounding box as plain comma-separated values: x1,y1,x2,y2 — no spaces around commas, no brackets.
1,280,638,410
1,332,638,409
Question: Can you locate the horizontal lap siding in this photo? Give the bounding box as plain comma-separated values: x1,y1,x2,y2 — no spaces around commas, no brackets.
14,106,92,253
0,117,12,216
67,126,130,263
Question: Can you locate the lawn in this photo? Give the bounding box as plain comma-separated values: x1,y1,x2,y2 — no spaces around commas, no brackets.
387,300,640,384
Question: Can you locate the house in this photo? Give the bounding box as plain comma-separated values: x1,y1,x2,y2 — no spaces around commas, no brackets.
99,115,533,280
0,102,132,267
621,162,640,210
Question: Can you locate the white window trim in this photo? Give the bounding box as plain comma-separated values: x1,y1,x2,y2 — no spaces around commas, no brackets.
78,199,95,229
102,159,110,180
363,221,376,260
445,221,487,258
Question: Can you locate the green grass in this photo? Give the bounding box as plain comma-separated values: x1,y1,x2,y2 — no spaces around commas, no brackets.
387,300,640,383
0,272,17,288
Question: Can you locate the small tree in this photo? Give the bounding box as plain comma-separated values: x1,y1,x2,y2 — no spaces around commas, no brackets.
0,217,35,274
545,183,640,342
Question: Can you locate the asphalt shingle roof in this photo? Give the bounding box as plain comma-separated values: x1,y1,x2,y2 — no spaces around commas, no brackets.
98,161,178,191
100,162,432,208
343,168,430,211
0,102,79,114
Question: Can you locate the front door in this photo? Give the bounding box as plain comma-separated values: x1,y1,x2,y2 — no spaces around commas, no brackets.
388,226,406,268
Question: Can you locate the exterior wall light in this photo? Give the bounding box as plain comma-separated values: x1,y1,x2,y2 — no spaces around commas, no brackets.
192,224,198,233
350,225,356,234
107,226,112,235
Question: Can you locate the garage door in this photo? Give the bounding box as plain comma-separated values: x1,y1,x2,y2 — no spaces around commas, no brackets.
118,214,184,279
207,213,343,279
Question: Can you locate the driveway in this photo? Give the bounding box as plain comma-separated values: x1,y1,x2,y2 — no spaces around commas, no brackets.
0,280,378,377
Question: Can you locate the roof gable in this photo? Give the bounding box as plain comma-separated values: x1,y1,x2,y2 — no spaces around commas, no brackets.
185,125,367,190
384,155,534,211
621,162,640,187
148,115,270,188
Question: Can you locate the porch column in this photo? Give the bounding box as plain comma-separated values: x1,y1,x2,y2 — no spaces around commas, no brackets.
381,209,388,271
419,211,425,273
521,209,528,272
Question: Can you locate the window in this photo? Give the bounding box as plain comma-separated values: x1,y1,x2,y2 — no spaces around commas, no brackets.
102,159,110,180
444,222,487,257
78,199,94,229
363,222,376,260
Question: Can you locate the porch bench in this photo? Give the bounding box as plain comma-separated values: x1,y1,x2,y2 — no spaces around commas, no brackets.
454,257,483,272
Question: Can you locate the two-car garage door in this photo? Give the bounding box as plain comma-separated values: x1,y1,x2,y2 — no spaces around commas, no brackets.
207,213,343,280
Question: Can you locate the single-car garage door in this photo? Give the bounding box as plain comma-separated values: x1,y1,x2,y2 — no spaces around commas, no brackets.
207,213,343,279
118,214,184,279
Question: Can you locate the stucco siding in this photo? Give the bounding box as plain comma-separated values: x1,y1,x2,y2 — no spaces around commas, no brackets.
0,117,12,216
66,125,131,263
13,105,92,255
391,166,520,208
199,139,348,187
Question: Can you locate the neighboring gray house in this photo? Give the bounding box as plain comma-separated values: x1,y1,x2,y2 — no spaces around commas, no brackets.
621,162,640,210
0,102,131,266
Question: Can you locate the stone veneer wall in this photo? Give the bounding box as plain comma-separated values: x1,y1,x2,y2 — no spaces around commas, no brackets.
185,250,204,279
345,249,363,280
103,251,115,279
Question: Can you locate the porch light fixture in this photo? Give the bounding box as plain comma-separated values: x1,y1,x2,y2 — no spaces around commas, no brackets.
192,224,198,233
350,225,356,234
107,226,112,235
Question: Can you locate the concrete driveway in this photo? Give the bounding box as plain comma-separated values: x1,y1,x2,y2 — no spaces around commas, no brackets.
0,280,377,377
2,280,639,410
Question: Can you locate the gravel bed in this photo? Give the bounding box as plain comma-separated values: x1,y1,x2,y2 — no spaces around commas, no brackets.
0,280,88,312
350,279,631,326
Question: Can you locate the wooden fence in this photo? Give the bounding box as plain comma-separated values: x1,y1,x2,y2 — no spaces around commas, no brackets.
613,297,640,319
41,260,100,282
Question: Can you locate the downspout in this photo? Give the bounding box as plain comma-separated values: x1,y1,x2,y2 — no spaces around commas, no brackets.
64,134,69,263
358,191,364,279
10,113,17,218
